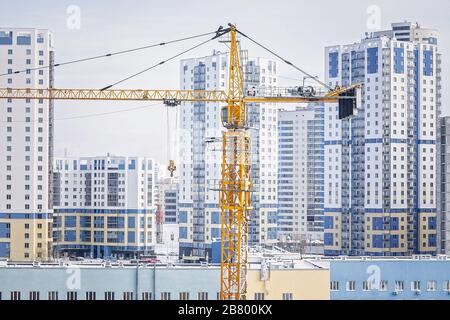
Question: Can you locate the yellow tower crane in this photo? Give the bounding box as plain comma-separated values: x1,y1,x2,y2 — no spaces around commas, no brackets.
0,24,360,300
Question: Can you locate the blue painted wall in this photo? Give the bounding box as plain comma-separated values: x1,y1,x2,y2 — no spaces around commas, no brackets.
330,260,450,300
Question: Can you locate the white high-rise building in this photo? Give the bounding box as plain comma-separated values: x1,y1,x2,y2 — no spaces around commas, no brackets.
178,50,278,261
0,28,55,261
278,105,324,243
324,22,441,256
52,155,157,259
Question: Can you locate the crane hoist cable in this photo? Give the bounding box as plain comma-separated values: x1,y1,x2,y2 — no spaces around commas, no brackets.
166,104,176,177
100,28,230,91
0,30,219,77
235,29,333,91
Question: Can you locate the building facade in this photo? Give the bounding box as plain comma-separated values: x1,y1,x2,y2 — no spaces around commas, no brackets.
439,117,450,254
178,50,278,261
0,259,329,301
330,257,450,300
324,22,441,256
2,256,450,300
278,105,325,243
52,156,157,259
0,28,55,261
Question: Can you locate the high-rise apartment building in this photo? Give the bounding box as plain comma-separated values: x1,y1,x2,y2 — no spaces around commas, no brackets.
52,155,156,259
324,22,441,256
0,28,54,261
278,105,324,243
178,50,278,261
439,117,450,254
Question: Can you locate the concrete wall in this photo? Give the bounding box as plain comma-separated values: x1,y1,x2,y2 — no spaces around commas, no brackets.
330,259,450,300
247,269,329,300
0,264,327,300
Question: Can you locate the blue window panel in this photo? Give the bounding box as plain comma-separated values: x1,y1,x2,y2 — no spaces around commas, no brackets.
372,235,383,248
140,232,145,242
80,164,88,170
80,216,91,228
324,233,333,246
367,48,379,74
324,216,334,229
64,230,77,242
117,217,125,228
80,230,91,242
94,216,104,228
116,232,125,243
94,231,104,243
211,228,220,239
128,159,136,170
423,50,433,76
128,216,135,228
140,217,145,228
65,216,77,228
428,217,437,230
428,37,438,45
428,234,437,247
390,235,399,248
329,52,339,78
0,223,10,238
391,217,399,231
394,47,404,74
128,231,135,243
179,211,188,223
0,242,10,258
211,212,220,225
17,35,31,45
372,217,383,231
179,227,188,239
0,31,13,45
268,228,278,240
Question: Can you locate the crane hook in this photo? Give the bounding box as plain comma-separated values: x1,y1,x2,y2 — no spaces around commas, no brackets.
168,160,176,177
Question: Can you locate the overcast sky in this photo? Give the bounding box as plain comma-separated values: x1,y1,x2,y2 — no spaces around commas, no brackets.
1,0,448,164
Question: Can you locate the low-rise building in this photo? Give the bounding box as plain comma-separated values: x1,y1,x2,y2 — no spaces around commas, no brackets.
1,256,450,300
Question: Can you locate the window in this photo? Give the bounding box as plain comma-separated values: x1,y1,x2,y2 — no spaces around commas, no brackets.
427,281,436,291
104,292,115,300
11,291,21,300
123,292,133,300
380,281,388,291
411,281,421,292
198,292,208,300
444,281,450,292
363,281,372,291
161,292,171,300
282,293,293,300
48,291,58,300
254,293,265,300
179,292,189,300
29,291,40,300
67,291,77,300
346,281,356,291
141,292,152,300
330,281,339,291
86,292,96,300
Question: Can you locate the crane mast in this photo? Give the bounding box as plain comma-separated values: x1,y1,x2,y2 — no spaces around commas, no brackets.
219,25,251,300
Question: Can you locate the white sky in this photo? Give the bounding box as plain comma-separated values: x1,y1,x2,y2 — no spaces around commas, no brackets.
1,0,448,164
